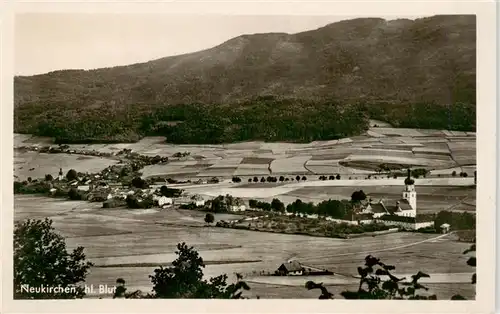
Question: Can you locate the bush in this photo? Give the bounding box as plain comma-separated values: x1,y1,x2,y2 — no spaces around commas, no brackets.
45,174,54,181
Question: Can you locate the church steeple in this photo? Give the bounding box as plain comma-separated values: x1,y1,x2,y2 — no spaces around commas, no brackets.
402,167,417,213
404,168,414,186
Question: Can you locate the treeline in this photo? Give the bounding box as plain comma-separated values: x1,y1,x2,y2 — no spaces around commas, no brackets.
366,102,476,131
249,198,352,220
14,96,476,144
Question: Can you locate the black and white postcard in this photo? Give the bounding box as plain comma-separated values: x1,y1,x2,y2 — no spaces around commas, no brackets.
1,1,497,314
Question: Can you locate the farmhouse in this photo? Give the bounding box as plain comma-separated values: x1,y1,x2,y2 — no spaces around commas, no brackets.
230,205,246,212
153,195,173,208
276,260,304,276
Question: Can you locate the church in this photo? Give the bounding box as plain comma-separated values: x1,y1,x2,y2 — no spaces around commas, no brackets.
360,169,419,219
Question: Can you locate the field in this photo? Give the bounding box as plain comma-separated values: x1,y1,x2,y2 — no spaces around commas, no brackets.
14,126,476,181
14,195,475,299
13,128,476,299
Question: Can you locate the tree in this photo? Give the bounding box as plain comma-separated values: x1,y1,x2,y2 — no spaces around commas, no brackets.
351,190,367,202
68,188,84,200
260,177,266,183
306,255,436,300
149,243,250,298
296,175,301,181
45,174,54,181
209,196,227,213
14,218,93,299
253,177,259,183
452,170,457,177
232,177,241,183
341,255,436,299
271,198,285,212
279,176,285,182
66,169,78,181
160,185,182,197
132,177,148,189
249,199,258,208
329,175,335,180
336,174,341,180
301,176,307,181
248,178,252,182
204,213,215,225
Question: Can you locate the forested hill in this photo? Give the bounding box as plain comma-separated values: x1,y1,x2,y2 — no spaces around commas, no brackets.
14,15,476,144
15,15,475,106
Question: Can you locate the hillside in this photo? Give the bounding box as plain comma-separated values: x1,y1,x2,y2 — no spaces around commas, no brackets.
14,15,476,144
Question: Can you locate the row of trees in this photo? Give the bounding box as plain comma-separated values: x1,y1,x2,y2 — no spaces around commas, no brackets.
249,198,352,220
244,175,309,183
14,218,475,300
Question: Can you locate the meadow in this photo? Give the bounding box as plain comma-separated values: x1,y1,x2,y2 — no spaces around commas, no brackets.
15,195,475,299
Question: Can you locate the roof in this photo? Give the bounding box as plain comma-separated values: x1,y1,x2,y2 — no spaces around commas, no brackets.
379,215,417,223
278,261,303,272
369,202,388,214
398,199,413,211
353,213,374,220
385,205,400,215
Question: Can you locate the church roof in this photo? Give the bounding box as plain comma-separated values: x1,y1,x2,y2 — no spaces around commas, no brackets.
385,205,400,215
398,199,413,211
370,202,388,214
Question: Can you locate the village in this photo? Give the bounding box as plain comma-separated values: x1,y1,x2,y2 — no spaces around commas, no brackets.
14,142,472,244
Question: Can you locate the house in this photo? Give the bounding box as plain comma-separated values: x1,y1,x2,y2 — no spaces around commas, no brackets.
153,195,173,208
190,194,206,206
360,200,389,218
276,260,304,276
77,185,90,192
440,223,451,234
230,205,246,212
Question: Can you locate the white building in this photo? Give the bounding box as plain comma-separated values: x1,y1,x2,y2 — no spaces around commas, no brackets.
230,205,246,212
153,195,173,208
358,169,429,230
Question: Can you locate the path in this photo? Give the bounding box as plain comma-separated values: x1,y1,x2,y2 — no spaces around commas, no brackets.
298,232,455,263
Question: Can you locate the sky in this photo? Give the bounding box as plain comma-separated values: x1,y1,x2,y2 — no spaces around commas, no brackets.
15,14,423,76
